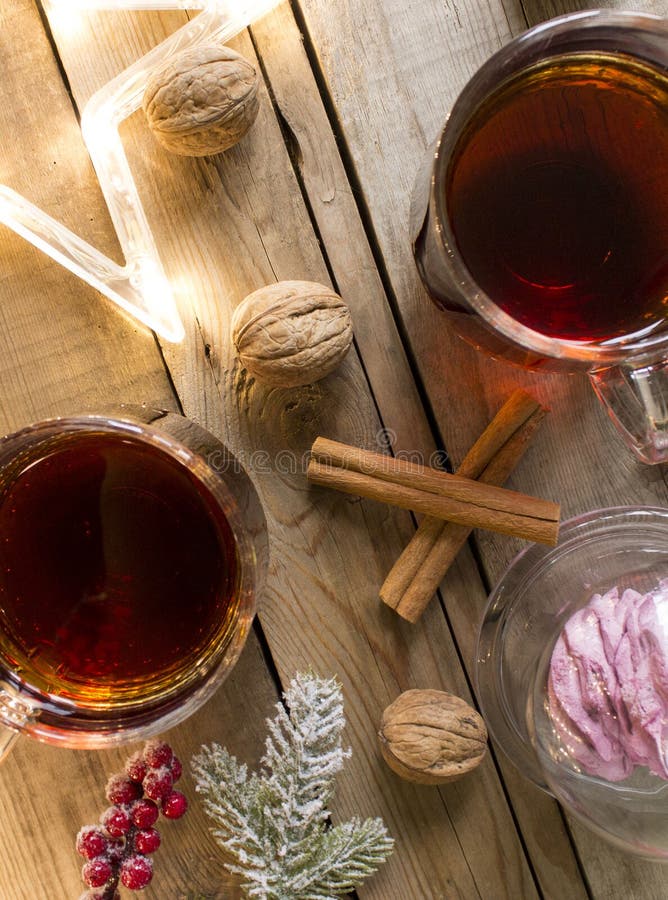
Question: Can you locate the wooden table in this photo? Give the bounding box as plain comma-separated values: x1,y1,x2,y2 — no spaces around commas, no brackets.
0,1,666,897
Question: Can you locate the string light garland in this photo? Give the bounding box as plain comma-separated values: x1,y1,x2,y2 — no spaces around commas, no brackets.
0,0,280,341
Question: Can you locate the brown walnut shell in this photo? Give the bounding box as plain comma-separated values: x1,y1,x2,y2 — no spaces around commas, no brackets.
143,44,260,157
378,689,488,784
231,281,353,388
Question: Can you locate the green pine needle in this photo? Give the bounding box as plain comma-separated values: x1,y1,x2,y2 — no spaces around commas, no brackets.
191,673,393,899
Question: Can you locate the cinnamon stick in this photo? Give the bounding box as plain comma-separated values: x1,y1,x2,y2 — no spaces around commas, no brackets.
380,390,548,622
307,452,559,545
310,437,559,524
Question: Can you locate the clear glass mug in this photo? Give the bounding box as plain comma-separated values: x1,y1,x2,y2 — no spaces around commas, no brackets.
476,507,668,858
0,407,268,757
411,10,668,464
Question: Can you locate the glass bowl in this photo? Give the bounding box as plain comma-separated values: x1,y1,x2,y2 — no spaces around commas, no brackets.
476,507,668,859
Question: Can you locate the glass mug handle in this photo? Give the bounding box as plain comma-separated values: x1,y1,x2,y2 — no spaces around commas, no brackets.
590,357,668,465
0,683,38,761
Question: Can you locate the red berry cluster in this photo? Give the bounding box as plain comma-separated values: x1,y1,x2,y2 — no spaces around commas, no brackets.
76,739,187,899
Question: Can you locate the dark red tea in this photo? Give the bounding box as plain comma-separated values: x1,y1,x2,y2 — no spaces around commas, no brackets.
0,432,238,706
447,53,668,342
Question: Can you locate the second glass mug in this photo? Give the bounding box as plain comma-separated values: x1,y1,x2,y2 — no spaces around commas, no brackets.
411,9,668,464
0,406,268,757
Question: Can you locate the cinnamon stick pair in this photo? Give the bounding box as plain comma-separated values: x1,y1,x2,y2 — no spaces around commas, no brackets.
307,397,558,551
307,389,551,624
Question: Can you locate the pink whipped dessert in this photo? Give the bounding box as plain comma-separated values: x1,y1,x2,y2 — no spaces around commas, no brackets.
547,581,668,781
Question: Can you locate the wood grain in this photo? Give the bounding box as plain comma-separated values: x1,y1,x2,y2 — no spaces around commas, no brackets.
294,0,668,897
0,4,279,898
0,0,173,429
45,4,539,898
250,0,437,461
1,0,661,898
253,2,591,897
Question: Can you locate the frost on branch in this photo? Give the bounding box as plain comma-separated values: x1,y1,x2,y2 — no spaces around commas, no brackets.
191,672,393,899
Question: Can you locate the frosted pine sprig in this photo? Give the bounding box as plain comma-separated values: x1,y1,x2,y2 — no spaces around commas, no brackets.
192,672,393,899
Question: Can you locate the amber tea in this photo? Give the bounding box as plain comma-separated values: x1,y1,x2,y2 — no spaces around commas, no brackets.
447,52,668,342
0,431,239,708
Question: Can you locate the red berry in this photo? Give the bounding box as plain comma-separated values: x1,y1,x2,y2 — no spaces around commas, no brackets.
162,789,188,819
76,826,108,860
143,739,173,769
131,798,159,829
143,767,173,801
134,826,161,854
170,755,183,782
106,773,141,805
125,751,147,783
120,854,153,890
101,805,131,837
82,857,112,888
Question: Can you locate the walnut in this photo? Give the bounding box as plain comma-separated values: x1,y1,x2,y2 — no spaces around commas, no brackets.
231,281,353,388
378,689,488,784
143,44,260,157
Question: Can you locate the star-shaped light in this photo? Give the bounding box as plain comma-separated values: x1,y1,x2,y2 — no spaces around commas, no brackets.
0,0,280,341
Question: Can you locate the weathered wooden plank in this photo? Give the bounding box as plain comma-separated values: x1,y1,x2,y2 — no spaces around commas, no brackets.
249,3,435,461
48,5,539,898
0,1,173,427
252,3,594,898
0,4,279,898
295,0,668,896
